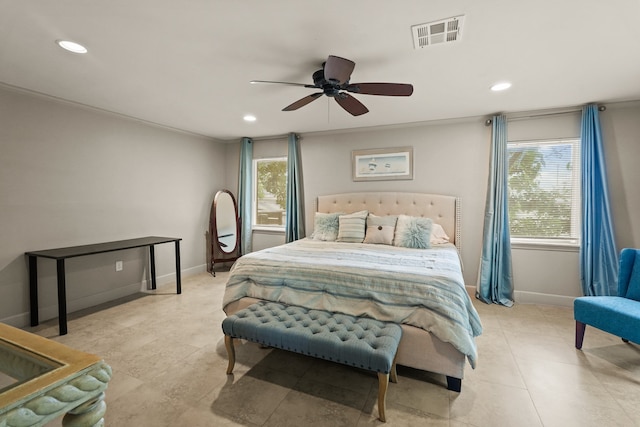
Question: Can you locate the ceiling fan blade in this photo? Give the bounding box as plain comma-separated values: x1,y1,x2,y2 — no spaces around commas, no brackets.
335,93,369,116
250,80,315,88
282,93,323,111
346,83,414,96
324,55,355,85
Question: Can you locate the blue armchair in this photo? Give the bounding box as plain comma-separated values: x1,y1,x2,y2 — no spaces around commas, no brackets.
574,248,640,349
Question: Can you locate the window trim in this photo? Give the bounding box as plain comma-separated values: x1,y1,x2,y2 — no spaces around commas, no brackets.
252,156,287,232
511,237,579,252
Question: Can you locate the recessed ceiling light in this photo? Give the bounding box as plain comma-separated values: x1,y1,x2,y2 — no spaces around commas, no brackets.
56,40,88,54
491,82,512,92
243,115,257,122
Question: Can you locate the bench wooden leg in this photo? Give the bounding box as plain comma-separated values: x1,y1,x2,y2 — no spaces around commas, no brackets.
377,372,389,422
390,360,398,384
224,335,236,374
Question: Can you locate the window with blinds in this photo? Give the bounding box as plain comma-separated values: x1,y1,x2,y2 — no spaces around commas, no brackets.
507,138,581,246
253,157,287,229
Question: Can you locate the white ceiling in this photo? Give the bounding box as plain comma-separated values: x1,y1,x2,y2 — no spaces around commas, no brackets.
2,1,639,141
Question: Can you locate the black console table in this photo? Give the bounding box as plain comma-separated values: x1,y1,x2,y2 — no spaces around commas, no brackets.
26,236,182,335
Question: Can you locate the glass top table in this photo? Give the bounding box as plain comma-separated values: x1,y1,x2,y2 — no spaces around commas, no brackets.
0,323,112,426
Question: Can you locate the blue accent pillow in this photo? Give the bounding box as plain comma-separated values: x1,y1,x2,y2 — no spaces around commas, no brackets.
393,215,433,249
311,212,342,241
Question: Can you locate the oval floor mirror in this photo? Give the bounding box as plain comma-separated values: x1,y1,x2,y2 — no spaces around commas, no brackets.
209,189,241,276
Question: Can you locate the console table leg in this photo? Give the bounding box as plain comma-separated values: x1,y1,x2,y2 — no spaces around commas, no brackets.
62,392,107,427
175,240,181,294
29,255,39,326
57,259,68,336
149,245,157,290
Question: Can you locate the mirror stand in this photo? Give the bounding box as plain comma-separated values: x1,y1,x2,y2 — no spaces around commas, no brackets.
209,190,241,276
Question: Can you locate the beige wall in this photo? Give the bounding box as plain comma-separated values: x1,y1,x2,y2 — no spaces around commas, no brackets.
601,103,640,250
0,86,227,327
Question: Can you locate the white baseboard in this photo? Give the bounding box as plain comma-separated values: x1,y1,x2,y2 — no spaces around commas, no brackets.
2,264,207,329
513,290,575,307
141,264,206,289
466,286,576,307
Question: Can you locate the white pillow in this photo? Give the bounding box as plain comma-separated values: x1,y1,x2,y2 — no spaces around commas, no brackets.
430,223,450,245
363,214,397,245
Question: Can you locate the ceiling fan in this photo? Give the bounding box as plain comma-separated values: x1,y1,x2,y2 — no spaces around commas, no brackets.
251,55,414,116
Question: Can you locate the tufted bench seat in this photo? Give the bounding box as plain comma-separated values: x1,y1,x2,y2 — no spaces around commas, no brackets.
221,301,403,422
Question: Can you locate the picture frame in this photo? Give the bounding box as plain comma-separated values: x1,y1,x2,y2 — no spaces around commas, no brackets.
352,146,413,181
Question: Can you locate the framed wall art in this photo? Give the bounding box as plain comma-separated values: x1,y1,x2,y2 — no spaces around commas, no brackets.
352,146,413,181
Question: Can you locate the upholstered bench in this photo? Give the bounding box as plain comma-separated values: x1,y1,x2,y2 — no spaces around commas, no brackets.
221,301,403,422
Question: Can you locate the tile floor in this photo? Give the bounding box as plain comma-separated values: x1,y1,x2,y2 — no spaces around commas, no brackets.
30,272,640,427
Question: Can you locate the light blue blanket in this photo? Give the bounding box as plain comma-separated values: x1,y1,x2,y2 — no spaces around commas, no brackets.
223,239,482,367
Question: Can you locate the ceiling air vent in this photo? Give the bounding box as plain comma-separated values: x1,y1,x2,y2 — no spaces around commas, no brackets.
411,15,465,49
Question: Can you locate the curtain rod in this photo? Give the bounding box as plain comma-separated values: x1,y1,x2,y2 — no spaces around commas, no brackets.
484,105,606,126
248,133,296,142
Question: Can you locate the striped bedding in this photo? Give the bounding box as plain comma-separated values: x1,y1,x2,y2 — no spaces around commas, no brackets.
222,238,483,368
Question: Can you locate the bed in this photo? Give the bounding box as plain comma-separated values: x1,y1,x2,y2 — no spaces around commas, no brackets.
222,192,482,391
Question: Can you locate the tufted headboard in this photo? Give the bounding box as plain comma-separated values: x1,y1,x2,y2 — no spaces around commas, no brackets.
316,192,461,249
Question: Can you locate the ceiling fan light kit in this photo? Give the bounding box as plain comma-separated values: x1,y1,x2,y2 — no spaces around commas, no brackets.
252,55,414,116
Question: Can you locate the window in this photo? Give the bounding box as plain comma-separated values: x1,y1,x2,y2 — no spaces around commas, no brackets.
507,138,580,246
253,157,287,229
